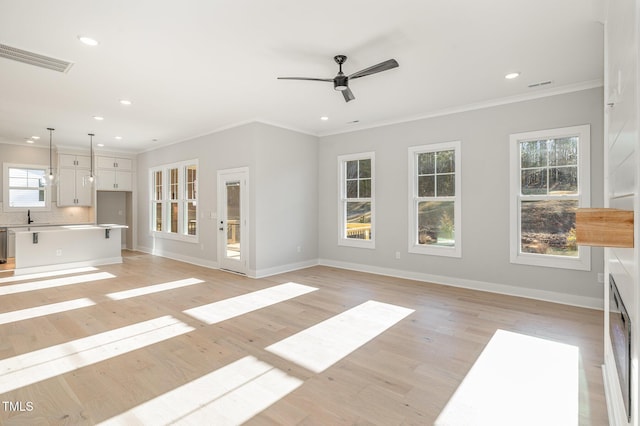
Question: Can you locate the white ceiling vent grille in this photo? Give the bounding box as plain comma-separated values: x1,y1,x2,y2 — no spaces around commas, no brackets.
0,44,73,73
528,80,552,88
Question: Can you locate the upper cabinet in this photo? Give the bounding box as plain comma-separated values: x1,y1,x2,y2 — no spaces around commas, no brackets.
96,155,134,191
59,154,91,169
96,156,132,171
57,154,93,206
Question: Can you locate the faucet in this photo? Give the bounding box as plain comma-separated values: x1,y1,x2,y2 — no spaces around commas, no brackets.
27,209,33,224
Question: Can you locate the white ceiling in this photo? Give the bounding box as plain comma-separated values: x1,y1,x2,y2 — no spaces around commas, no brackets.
0,0,604,153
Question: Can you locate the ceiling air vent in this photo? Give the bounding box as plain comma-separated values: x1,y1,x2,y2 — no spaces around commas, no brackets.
0,43,73,73
528,80,552,88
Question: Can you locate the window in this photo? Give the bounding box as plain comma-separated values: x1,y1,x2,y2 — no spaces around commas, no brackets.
152,170,163,232
150,160,198,241
408,142,461,257
338,152,375,248
169,168,179,233
3,163,50,211
509,125,590,270
185,165,197,236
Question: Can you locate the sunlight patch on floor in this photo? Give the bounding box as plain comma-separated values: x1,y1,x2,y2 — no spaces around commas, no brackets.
0,315,194,394
183,282,317,324
266,300,414,373
98,355,302,425
106,278,205,300
0,272,115,296
435,329,579,426
0,266,98,284
0,298,95,325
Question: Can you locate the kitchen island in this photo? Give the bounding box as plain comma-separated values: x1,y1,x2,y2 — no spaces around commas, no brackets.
10,224,127,275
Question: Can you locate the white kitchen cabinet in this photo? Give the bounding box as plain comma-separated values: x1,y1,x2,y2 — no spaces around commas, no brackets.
96,156,132,171
59,154,91,169
96,155,134,191
57,154,93,206
96,169,133,191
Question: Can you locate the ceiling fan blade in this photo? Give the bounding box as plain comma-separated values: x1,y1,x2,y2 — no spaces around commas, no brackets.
342,87,355,102
277,77,333,82
348,59,399,80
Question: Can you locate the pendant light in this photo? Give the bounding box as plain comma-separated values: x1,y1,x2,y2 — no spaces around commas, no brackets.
47,127,55,181
88,133,95,183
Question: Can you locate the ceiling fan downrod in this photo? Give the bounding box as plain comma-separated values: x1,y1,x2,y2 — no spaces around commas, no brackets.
333,55,348,91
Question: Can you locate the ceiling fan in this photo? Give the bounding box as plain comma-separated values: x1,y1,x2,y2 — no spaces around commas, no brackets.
278,55,399,102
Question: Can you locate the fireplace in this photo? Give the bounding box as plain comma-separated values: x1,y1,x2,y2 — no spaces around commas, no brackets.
609,273,631,421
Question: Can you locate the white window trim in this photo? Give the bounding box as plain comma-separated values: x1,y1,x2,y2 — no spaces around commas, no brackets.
408,141,462,258
509,125,591,271
3,163,51,212
337,152,375,249
149,159,198,243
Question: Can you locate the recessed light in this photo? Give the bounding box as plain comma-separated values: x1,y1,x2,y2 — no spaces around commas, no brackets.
505,72,520,80
152,138,158,142
320,116,329,121
119,99,132,105
32,136,40,140
114,136,122,140
26,139,34,144
97,143,104,147
78,36,99,46
93,116,104,121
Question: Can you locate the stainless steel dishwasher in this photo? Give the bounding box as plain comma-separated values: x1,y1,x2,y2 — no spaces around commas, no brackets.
0,227,6,264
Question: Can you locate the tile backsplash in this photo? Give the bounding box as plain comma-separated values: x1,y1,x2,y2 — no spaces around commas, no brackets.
0,202,92,225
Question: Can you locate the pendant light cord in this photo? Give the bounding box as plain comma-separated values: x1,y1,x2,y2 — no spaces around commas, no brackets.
89,133,94,179
47,127,54,178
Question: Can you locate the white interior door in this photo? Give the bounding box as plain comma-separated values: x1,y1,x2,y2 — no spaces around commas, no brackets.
217,168,248,274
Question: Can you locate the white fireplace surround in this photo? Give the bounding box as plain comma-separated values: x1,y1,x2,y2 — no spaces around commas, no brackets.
603,0,639,424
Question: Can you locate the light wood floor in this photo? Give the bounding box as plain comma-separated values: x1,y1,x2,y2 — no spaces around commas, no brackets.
0,252,607,425
0,257,15,272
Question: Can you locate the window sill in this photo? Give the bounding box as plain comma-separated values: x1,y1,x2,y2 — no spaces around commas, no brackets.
510,250,591,271
338,238,376,249
408,244,461,258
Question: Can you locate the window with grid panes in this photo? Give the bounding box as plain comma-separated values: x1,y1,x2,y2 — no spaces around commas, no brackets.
3,165,49,210
408,142,461,257
509,125,590,270
149,160,198,241
184,165,197,236
338,152,375,248
152,170,163,232
169,168,179,233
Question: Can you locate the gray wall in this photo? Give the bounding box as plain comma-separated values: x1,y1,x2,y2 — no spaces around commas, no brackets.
134,88,604,306
136,122,318,276
137,124,257,269
253,123,319,273
318,88,605,306
97,191,128,246
96,191,127,225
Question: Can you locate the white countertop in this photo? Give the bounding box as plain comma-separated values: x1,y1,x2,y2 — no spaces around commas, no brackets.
1,222,90,228
9,224,128,233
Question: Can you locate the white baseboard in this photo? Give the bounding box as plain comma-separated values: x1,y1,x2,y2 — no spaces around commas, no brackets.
136,245,219,270
318,258,604,310
13,257,123,276
129,248,602,309
250,259,319,279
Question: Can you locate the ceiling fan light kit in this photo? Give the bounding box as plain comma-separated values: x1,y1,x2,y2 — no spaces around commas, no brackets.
278,54,399,102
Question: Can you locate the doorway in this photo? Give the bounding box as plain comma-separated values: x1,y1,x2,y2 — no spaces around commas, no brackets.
96,191,133,249
217,167,249,274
